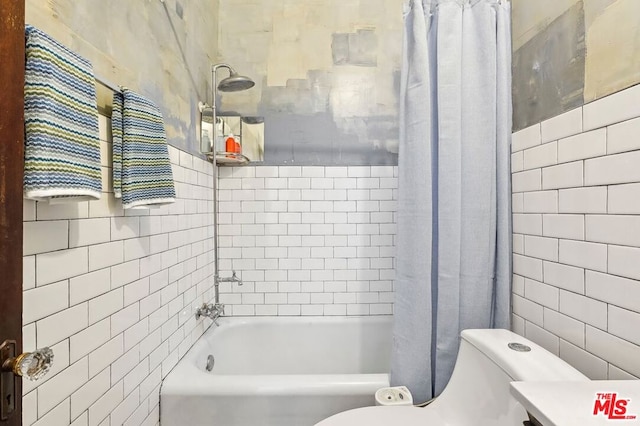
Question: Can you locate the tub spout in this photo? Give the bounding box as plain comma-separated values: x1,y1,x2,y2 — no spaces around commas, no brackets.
195,302,225,324
217,271,243,286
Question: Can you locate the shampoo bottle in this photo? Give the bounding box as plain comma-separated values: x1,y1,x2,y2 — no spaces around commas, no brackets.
225,133,236,153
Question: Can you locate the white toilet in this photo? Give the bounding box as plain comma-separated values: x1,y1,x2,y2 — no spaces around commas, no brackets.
316,329,588,425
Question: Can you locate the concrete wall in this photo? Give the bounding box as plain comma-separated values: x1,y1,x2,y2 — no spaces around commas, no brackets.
26,0,218,155
512,0,640,131
216,0,403,166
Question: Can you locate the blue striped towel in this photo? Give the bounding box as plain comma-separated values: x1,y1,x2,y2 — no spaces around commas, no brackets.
112,92,123,199
112,89,176,209
23,25,102,201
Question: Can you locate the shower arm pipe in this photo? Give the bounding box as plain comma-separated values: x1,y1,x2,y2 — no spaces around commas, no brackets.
210,64,232,155
211,64,234,128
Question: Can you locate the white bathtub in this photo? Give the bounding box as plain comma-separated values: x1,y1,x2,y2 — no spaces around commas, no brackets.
160,316,392,426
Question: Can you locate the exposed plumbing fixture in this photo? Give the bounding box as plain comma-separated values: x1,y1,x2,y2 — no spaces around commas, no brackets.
215,65,255,92
195,302,225,325
204,64,255,155
217,271,243,284
207,63,254,313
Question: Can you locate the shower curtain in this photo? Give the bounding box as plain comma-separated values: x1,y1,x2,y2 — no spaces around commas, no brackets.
390,0,512,402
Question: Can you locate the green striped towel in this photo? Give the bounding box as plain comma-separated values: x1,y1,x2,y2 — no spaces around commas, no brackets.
23,25,101,201
112,89,176,209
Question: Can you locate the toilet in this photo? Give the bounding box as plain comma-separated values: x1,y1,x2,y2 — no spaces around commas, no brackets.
316,329,588,425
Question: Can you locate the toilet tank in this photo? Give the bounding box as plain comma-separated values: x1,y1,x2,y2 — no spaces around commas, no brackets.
428,329,588,425
460,329,588,382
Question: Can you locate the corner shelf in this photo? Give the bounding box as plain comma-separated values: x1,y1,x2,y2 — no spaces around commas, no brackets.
208,152,251,166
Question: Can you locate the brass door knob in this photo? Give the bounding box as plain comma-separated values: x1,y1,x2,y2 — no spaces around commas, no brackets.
0,342,53,381
1,341,54,420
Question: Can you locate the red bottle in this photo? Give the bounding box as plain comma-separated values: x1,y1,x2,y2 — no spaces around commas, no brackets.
225,134,236,153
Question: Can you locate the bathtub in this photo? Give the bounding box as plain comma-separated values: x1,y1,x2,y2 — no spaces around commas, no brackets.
160,316,392,426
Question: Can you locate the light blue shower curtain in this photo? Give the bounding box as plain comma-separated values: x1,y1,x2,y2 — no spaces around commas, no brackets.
391,0,512,403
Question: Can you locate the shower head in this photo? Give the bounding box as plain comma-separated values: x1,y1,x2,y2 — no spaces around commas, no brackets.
213,63,255,92
218,72,255,92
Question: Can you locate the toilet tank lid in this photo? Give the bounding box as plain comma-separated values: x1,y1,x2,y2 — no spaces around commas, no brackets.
460,329,588,382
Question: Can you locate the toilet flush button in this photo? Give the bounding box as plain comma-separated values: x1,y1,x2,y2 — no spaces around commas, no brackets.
508,342,531,352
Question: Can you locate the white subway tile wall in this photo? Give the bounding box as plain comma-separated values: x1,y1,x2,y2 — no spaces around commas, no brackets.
216,165,398,317
511,83,640,380
23,114,216,425
23,117,398,424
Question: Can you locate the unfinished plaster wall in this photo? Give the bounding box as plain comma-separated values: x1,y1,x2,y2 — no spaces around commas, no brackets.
512,0,640,131
217,0,403,166
26,0,218,155
583,0,640,102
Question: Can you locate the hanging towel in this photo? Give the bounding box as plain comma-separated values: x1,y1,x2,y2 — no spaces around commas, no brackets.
23,25,102,201
112,92,124,199
111,89,176,209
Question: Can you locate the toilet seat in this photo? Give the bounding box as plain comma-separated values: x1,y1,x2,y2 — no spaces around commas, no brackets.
316,406,449,426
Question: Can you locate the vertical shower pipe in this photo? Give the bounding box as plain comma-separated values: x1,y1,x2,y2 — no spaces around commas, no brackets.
212,64,222,305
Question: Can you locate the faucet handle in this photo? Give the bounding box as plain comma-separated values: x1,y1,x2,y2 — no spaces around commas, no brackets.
211,303,225,326
211,303,224,315
232,271,243,286
195,303,209,320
